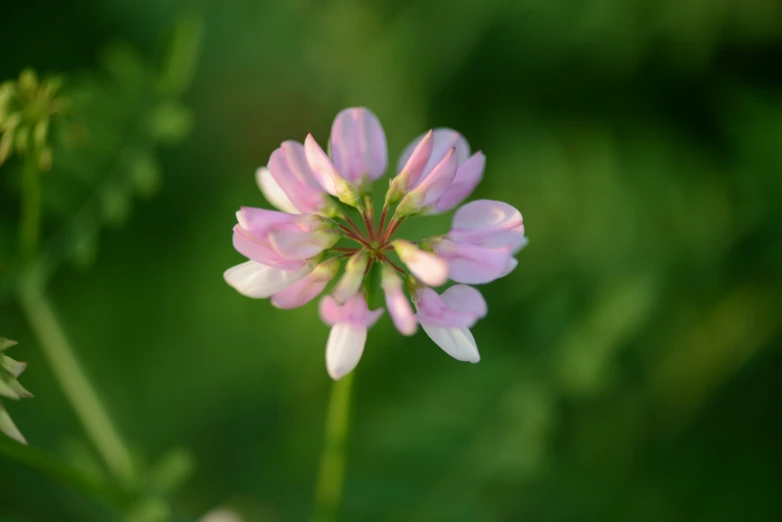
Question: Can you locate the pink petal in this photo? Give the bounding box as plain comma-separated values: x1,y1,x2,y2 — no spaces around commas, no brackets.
329,107,388,183
270,259,338,309
414,286,486,328
319,295,342,325
343,293,384,327
394,240,448,287
397,128,471,179
450,200,525,251
305,132,343,196
440,284,488,320
256,167,299,214
434,238,512,284
268,225,337,260
382,266,417,336
319,292,384,328
397,148,459,216
267,142,325,214
432,151,485,213
499,257,518,278
237,207,307,234
394,129,434,190
232,225,306,270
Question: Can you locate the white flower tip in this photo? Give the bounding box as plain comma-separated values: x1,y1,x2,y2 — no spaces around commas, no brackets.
325,324,367,380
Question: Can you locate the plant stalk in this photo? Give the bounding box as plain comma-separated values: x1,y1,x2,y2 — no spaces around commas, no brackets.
17,280,136,486
310,372,355,522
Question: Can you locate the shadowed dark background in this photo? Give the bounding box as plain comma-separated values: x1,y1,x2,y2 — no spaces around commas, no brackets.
1,0,782,521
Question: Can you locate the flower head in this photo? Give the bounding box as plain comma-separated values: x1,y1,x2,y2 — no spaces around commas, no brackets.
1,338,32,444
225,108,527,379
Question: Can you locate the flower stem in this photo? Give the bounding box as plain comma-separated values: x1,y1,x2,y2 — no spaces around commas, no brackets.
376,206,388,238
310,372,354,522
338,225,372,249
17,279,136,486
19,153,41,262
362,195,374,241
341,214,364,238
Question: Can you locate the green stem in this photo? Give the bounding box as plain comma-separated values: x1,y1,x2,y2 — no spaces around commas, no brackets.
310,372,355,522
19,153,41,261
17,280,136,485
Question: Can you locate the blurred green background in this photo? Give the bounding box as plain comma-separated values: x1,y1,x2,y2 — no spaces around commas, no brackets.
2,0,782,521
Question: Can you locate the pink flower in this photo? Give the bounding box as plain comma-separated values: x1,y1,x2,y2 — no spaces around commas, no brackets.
225,108,527,379
319,294,383,380
414,285,487,363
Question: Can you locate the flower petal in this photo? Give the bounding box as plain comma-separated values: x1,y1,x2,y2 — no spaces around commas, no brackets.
256,167,299,214
382,265,417,336
343,293,384,327
440,284,488,320
224,260,312,298
270,259,338,309
326,323,368,380
330,107,388,183
232,226,306,270
434,238,512,284
331,252,368,303
394,240,448,287
420,324,480,363
432,151,485,213
499,257,518,278
305,132,343,196
450,200,525,251
397,128,470,178
267,142,325,214
268,225,337,260
387,130,434,202
414,285,486,328
397,148,459,216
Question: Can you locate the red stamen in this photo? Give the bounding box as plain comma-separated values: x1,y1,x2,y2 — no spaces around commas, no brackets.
376,206,388,239
378,254,405,275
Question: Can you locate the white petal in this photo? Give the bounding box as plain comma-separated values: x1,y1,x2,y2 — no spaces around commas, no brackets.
255,167,300,214
421,323,480,363
224,260,311,298
325,323,367,380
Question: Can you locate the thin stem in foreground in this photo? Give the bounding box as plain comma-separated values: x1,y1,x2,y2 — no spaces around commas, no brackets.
17,280,136,485
19,154,41,262
310,372,354,522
